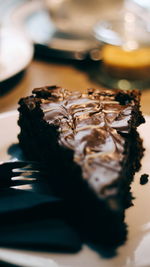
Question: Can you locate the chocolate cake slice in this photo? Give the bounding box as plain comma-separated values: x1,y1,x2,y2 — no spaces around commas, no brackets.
18,86,145,246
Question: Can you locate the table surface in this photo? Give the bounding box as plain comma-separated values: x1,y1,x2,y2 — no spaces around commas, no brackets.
0,60,150,115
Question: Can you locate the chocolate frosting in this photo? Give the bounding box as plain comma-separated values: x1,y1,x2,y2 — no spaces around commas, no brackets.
37,87,135,200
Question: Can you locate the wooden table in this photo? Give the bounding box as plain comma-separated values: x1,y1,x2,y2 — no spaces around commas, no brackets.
0,59,150,115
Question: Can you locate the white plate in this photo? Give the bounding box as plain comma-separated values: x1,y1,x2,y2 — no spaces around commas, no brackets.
0,27,33,82
0,110,150,267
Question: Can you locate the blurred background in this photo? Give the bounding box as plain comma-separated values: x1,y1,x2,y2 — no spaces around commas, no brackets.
1,0,150,113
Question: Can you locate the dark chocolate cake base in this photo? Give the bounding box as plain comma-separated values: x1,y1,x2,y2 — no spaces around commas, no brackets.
18,86,145,247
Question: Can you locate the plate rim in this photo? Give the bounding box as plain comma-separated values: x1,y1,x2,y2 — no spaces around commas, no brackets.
0,27,34,82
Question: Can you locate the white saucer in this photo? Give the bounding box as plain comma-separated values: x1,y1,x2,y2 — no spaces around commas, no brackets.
0,27,33,83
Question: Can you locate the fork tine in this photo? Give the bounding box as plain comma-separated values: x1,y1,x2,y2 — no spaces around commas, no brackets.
12,169,40,173
11,177,37,181
11,184,33,190
0,161,42,170
12,170,44,179
15,174,42,180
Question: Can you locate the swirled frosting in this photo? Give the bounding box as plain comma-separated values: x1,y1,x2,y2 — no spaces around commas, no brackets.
38,86,135,199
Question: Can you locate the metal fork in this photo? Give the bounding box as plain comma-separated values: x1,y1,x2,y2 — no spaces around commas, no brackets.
0,161,45,188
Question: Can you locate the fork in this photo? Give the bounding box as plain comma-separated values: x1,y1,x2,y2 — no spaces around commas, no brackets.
0,161,46,188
